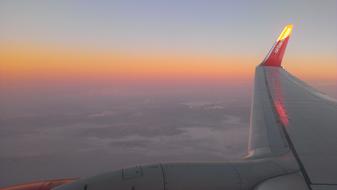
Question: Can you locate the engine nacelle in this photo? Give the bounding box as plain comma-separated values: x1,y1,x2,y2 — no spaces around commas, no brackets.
55,156,300,190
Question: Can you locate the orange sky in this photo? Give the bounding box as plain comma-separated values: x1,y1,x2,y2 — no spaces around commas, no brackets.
1,43,336,88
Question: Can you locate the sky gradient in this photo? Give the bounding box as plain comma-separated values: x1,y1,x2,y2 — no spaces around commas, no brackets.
1,0,337,87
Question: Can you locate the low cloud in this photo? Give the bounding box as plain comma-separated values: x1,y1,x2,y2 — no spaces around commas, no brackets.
0,90,250,187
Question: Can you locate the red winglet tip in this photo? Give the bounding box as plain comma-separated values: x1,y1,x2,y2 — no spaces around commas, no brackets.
262,24,293,67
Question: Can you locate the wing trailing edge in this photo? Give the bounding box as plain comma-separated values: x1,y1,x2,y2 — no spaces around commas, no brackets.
262,24,293,67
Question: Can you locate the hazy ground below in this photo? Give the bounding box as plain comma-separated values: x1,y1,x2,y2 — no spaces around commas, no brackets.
0,81,336,187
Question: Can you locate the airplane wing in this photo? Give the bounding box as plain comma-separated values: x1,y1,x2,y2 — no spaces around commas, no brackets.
248,25,337,189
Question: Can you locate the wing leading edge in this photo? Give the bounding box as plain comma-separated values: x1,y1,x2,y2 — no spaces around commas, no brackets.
249,25,337,188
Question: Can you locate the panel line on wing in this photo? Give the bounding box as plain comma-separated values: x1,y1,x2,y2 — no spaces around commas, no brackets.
262,67,313,188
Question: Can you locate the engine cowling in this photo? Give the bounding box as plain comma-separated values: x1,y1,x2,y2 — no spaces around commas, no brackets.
55,157,299,190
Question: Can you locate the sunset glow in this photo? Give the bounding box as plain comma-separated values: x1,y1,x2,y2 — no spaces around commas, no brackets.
1,44,256,84
1,44,336,86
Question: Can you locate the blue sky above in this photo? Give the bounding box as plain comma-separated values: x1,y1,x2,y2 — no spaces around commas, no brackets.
1,0,336,57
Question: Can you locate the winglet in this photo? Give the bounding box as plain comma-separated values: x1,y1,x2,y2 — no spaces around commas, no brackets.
262,24,293,67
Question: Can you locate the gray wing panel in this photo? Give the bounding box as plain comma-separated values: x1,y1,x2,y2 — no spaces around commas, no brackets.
248,67,289,158
257,66,337,185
